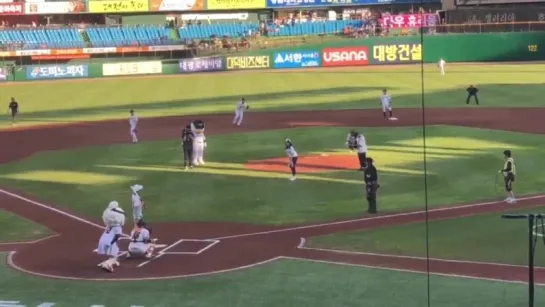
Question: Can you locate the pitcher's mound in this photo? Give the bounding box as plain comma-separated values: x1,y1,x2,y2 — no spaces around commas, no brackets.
245,154,358,173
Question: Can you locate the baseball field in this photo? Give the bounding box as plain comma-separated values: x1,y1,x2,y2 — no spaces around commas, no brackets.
1,63,545,307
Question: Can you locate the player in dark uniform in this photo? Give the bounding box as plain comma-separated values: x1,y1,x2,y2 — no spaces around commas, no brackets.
8,97,18,125
499,150,516,203
181,124,195,170
466,85,479,105
364,157,379,214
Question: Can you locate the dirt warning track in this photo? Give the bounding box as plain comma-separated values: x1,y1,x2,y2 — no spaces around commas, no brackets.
1,107,545,282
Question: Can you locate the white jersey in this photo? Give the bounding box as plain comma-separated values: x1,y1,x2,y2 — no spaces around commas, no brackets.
129,114,138,128
380,94,391,106
236,101,247,112
130,227,150,243
355,134,367,153
439,59,445,67
132,192,142,210
286,145,298,158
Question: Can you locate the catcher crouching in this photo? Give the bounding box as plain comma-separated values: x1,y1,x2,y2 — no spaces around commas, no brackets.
127,219,157,259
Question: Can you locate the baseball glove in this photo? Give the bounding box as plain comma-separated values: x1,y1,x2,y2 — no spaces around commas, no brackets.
246,105,250,110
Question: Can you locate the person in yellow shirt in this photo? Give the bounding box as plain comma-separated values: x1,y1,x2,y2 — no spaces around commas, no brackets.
499,150,516,204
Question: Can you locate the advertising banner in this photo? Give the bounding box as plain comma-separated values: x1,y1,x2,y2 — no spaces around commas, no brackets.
372,43,421,64
273,51,320,69
0,3,23,15
207,0,265,10
226,55,270,70
150,0,204,11
322,47,369,67
179,57,224,73
380,13,439,28
457,0,545,5
25,1,86,14
446,8,545,24
88,0,148,13
267,0,439,7
102,61,162,76
26,64,89,80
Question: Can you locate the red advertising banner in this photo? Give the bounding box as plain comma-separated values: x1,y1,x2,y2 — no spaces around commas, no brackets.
380,13,439,29
0,2,23,14
322,47,369,67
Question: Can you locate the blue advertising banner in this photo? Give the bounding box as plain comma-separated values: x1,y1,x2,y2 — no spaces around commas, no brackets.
179,57,224,73
273,51,320,69
267,0,439,8
26,64,89,80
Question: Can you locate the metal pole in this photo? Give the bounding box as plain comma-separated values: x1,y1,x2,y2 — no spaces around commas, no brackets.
529,214,535,307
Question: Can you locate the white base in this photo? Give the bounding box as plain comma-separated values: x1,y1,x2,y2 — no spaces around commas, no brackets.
389,117,398,121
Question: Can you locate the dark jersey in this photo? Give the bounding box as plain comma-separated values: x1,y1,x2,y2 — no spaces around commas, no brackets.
467,87,478,95
364,164,378,184
9,101,18,112
181,128,194,147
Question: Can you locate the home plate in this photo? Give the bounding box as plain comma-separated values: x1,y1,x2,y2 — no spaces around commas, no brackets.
389,117,398,121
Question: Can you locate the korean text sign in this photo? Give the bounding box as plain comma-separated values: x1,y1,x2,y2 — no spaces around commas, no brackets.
26,64,89,80
226,56,270,70
372,43,422,64
0,3,23,15
102,61,162,76
180,57,224,73
322,47,369,67
380,13,439,28
207,0,265,9
273,51,320,69
88,0,148,13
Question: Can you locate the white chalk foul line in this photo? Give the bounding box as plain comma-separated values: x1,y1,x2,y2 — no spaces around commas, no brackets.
298,238,545,270
0,234,60,246
210,194,545,240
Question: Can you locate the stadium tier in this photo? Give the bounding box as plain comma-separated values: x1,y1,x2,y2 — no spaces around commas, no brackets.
0,20,365,50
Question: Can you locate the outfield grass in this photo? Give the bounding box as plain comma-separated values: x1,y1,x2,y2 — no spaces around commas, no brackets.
0,253,542,307
0,210,51,243
0,126,543,224
308,207,545,266
2,64,545,127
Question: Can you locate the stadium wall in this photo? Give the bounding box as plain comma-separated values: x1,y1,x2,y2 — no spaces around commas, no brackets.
6,32,545,81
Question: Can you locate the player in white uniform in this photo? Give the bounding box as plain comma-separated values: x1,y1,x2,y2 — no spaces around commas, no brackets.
380,89,394,120
346,130,368,170
129,109,139,143
233,98,249,126
97,202,125,272
438,58,446,76
285,139,298,181
130,184,144,227
127,219,157,258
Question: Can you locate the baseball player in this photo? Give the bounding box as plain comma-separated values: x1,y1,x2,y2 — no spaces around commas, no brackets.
130,184,144,226
129,109,139,143
127,219,157,259
8,97,18,125
380,89,393,120
285,138,298,181
438,58,446,76
346,129,368,170
97,203,125,272
233,98,249,126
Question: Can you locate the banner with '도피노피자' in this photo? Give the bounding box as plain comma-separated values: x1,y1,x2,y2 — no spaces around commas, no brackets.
179,57,224,73
26,64,89,80
273,51,320,69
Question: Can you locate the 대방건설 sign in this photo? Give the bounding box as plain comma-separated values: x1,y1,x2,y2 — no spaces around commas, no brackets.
273,51,320,69
372,43,421,64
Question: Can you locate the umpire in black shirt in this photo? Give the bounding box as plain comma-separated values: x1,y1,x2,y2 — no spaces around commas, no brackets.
181,124,195,169
364,157,379,214
466,85,479,105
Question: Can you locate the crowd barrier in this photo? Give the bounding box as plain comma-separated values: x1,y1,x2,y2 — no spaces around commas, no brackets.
3,32,544,82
